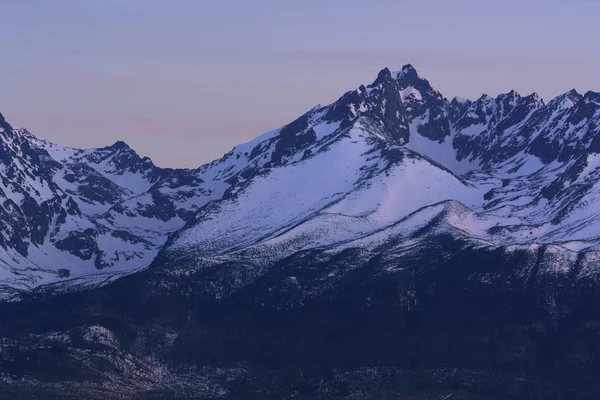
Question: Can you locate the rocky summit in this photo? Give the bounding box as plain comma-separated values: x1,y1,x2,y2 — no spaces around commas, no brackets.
1,66,600,399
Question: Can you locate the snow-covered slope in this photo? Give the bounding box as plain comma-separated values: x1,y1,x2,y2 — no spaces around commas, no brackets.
164,122,481,268
2,64,600,299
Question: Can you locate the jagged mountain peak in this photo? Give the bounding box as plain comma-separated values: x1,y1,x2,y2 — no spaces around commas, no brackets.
495,89,520,102
93,140,144,161
373,66,392,83
476,93,494,102
203,65,598,183
464,88,589,111
547,88,583,108
523,92,543,104
372,64,428,90
106,140,132,151
584,90,600,103
449,91,543,108
0,112,15,138
450,96,470,104
392,63,419,80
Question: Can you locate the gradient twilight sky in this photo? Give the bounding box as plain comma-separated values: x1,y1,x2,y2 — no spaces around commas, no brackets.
1,1,599,167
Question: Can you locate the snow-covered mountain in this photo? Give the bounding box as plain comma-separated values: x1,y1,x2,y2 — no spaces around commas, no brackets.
3,65,600,398
153,65,600,294
2,64,600,299
0,112,223,296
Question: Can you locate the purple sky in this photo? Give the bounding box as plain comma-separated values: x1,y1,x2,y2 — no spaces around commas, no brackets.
1,0,599,167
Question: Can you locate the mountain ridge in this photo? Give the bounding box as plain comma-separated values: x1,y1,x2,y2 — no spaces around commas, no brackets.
1,64,600,300
1,65,600,398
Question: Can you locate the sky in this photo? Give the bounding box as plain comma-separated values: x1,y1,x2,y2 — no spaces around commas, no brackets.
1,0,599,168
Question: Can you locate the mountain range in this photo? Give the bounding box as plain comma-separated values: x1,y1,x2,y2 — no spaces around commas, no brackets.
1,65,600,398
